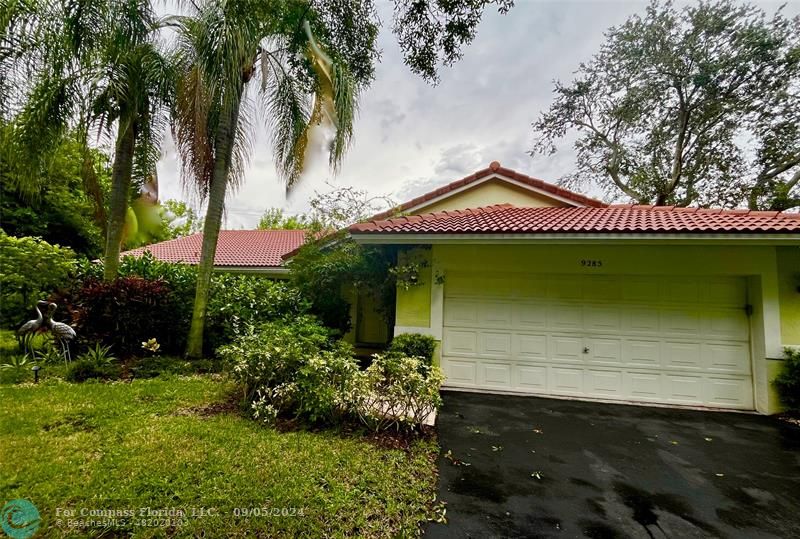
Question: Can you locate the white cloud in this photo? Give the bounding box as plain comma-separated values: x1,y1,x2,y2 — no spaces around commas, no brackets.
156,0,798,228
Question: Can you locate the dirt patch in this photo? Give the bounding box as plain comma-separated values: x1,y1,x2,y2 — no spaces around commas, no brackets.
42,413,96,432
172,396,239,418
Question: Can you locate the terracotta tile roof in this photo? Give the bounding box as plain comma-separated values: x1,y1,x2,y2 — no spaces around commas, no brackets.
349,204,800,235
369,161,606,221
122,230,306,267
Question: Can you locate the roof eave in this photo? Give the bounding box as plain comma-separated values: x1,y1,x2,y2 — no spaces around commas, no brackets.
349,232,800,246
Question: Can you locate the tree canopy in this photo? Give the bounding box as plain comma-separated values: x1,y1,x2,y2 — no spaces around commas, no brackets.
531,0,800,210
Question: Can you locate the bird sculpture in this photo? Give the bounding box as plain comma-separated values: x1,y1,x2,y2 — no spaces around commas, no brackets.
43,302,77,363
17,300,50,356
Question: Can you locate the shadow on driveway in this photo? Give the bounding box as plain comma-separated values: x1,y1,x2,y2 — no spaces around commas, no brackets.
426,391,800,539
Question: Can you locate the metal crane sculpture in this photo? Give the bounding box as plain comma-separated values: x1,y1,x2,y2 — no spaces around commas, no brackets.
43,302,77,363
17,300,50,356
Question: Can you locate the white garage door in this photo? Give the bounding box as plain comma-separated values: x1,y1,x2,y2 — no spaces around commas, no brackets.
442,273,754,410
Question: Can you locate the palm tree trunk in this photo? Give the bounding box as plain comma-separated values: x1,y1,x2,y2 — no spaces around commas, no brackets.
186,96,243,358
103,121,136,281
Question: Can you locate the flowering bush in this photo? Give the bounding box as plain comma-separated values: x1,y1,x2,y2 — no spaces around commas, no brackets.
352,354,444,432
219,316,359,423
221,318,444,431
387,333,437,367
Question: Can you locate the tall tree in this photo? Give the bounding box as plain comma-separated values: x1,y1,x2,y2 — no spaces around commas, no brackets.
531,0,800,210
2,0,174,279
173,0,378,357
173,0,513,357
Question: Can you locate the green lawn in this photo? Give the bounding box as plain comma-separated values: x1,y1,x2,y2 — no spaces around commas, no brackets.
0,375,440,538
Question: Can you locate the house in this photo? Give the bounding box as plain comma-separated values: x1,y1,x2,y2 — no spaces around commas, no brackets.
349,161,800,414
121,229,305,277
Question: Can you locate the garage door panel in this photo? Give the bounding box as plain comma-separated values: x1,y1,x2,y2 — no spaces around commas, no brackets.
549,335,583,361
444,359,477,386
443,329,478,355
513,303,547,329
444,299,479,326
586,369,623,396
515,364,547,391
666,375,704,404
623,340,661,367
707,377,753,408
442,274,753,410
662,279,701,304
661,309,702,337
481,362,512,388
551,367,584,393
516,333,548,359
623,309,660,333
703,343,750,374
585,306,621,331
479,332,512,358
549,305,583,330
663,342,702,370
587,338,622,365
479,302,513,327
626,372,664,401
703,310,749,340
702,278,746,306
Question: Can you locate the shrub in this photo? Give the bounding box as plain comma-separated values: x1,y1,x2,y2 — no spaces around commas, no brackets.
289,239,397,335
65,358,119,382
352,354,444,432
70,253,306,355
62,276,181,356
0,231,76,328
205,275,310,353
388,333,437,366
774,347,800,412
219,316,360,424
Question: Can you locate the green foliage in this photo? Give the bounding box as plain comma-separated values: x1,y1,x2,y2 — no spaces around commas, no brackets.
391,0,514,83
352,354,444,432
0,353,30,383
0,124,109,257
257,208,309,230
774,348,800,413
65,358,120,382
222,317,444,431
220,316,359,424
290,238,397,335
34,344,67,365
77,343,116,366
206,274,311,353
0,231,76,328
532,0,800,210
388,333,437,366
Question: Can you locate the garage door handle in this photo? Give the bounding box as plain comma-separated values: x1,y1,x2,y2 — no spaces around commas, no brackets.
583,347,590,354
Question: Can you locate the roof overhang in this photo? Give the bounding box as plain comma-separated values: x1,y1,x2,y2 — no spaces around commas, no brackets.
212,266,290,275
350,232,800,246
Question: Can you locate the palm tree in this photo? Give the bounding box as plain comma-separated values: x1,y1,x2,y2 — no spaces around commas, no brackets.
173,0,376,357
2,0,173,280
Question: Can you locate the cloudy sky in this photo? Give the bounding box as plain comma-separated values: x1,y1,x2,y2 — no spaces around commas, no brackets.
155,0,797,229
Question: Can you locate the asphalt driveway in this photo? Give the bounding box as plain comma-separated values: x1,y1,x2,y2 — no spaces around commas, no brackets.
426,391,800,539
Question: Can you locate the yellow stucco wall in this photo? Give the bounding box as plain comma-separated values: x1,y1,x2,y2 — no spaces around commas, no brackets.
415,179,567,213
777,246,800,346
393,242,793,413
395,248,432,327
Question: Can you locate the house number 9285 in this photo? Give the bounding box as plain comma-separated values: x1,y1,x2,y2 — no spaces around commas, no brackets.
580,259,603,268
